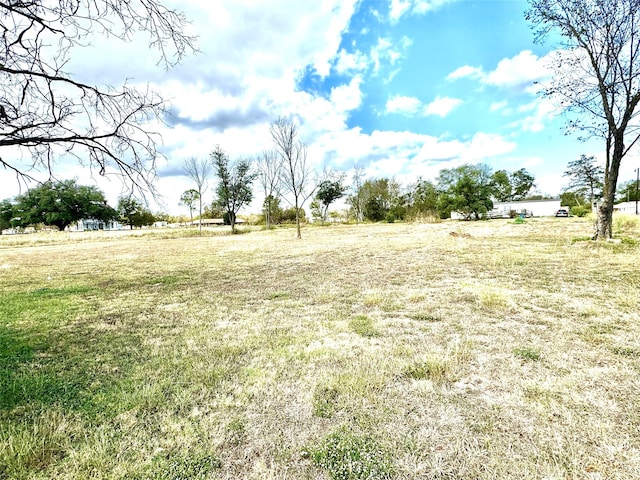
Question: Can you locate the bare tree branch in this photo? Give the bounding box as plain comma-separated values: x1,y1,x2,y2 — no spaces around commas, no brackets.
0,0,197,194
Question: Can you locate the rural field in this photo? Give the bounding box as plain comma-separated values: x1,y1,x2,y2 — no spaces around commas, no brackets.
1,217,639,479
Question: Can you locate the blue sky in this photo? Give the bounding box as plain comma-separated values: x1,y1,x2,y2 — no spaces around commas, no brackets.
3,0,639,214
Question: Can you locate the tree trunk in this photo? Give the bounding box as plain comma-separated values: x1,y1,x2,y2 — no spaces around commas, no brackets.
265,198,271,229
595,134,624,240
595,197,614,239
295,199,301,239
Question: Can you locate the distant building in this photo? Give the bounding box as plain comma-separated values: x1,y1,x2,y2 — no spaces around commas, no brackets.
452,199,562,219
490,199,561,218
67,219,123,231
613,201,639,215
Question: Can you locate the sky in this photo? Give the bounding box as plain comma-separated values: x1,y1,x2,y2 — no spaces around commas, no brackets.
2,0,640,216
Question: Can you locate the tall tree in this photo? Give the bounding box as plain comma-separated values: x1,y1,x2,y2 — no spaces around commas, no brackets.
315,171,347,224
526,0,640,239
616,179,640,202
0,199,14,234
0,1,195,191
117,196,154,229
491,168,536,202
179,189,200,226
183,157,212,233
406,178,439,220
270,117,315,239
210,146,257,234
348,163,367,224
562,155,604,206
357,178,401,222
437,164,494,220
256,149,283,229
12,180,116,230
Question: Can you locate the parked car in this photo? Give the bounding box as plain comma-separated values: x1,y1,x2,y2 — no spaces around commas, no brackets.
555,208,569,217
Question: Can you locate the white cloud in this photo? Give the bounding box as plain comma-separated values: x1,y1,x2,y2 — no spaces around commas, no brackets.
489,101,508,112
389,0,456,21
446,65,484,81
423,96,463,117
389,0,412,21
483,50,549,89
370,36,412,76
334,49,370,75
386,95,422,115
330,76,364,112
448,50,551,94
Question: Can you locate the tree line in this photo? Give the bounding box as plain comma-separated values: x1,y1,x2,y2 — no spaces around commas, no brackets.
3,112,636,235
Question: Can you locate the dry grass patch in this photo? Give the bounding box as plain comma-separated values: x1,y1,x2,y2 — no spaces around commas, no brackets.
1,219,640,478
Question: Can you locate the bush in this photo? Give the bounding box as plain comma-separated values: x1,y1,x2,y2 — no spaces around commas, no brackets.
385,212,395,223
570,205,591,217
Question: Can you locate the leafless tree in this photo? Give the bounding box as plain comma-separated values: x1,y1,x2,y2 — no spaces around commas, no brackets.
527,0,640,239
183,157,211,233
0,0,196,192
270,117,315,239
350,163,366,224
256,149,283,229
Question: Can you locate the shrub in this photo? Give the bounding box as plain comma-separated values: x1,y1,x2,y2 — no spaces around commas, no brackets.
385,212,395,223
570,205,591,217
307,427,394,480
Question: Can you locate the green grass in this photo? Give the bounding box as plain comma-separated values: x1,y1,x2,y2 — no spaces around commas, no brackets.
1,218,639,478
305,426,394,480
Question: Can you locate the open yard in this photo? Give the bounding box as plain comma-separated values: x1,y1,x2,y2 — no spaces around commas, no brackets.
1,217,639,479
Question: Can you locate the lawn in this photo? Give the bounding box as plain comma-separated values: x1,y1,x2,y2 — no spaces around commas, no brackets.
1,218,639,479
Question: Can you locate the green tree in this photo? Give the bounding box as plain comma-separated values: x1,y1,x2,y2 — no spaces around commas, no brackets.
0,199,14,233
0,1,194,189
562,155,604,206
616,179,640,203
12,180,116,230
406,178,438,220
491,169,536,202
560,191,588,208
356,178,402,222
263,195,284,225
210,146,257,234
437,164,494,220
526,0,640,239
315,177,347,224
117,197,154,229
179,189,200,226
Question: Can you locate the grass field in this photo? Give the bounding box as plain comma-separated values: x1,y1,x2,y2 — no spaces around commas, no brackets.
1,217,639,479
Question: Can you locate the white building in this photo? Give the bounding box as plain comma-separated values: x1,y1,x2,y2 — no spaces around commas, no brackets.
613,201,639,215
68,219,123,231
490,199,561,218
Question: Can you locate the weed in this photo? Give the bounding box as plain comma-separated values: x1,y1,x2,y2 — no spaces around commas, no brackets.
610,346,640,357
306,426,394,480
312,385,340,418
349,315,379,338
225,416,247,446
513,347,541,362
144,452,222,479
402,357,448,381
